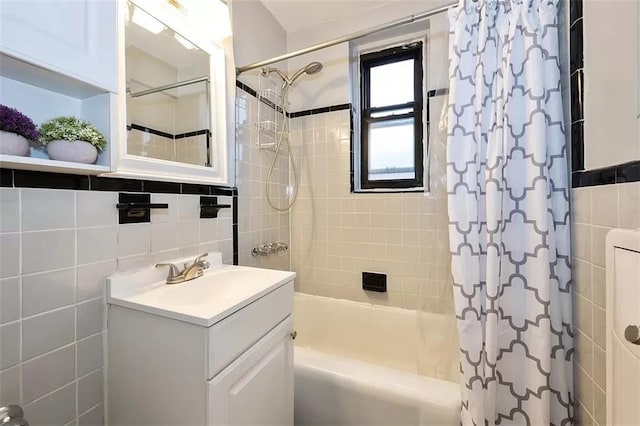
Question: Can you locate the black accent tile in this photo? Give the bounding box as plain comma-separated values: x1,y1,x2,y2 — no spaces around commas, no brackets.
572,167,616,188
90,176,143,192
210,186,234,196
570,19,584,71
236,80,257,98
129,123,174,140
362,272,387,292
143,180,181,194
289,103,351,118
616,161,640,183
174,129,209,139
200,196,232,219
427,88,449,98
0,169,13,187
571,121,584,172
181,183,210,195
232,191,238,266
570,69,584,123
14,169,89,190
569,0,583,23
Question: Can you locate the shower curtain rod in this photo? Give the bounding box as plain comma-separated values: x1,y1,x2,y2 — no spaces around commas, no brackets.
235,1,457,75
128,76,209,98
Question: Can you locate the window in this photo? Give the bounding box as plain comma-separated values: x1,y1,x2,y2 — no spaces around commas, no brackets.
359,42,424,190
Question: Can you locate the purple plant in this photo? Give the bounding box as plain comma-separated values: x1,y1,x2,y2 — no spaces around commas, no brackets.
0,104,40,141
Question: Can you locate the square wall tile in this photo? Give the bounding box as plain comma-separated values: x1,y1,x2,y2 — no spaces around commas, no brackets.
590,185,618,228
77,333,104,377
22,344,75,403
22,306,75,360
151,194,178,224
0,188,20,233
618,181,640,229
21,189,75,231
23,381,76,426
76,260,115,302
151,222,177,253
76,298,105,339
0,233,20,278
0,277,20,324
78,403,104,426
76,191,117,228
77,227,117,265
0,365,20,405
117,223,150,257
0,321,20,369
22,230,75,274
22,268,74,316
77,369,103,414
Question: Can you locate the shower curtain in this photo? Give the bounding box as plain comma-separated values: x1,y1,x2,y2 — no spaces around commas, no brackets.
446,0,573,424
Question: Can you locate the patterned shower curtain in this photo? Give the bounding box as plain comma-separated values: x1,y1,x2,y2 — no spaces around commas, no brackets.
446,0,573,424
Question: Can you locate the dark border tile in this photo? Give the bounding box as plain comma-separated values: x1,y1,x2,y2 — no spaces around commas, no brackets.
0,169,13,187
14,169,89,190
616,161,640,183
210,186,234,196
181,183,210,195
569,19,584,71
143,180,181,194
570,70,584,123
232,190,238,266
289,103,351,118
236,80,257,98
90,176,143,192
570,0,583,24
571,121,584,171
129,123,174,140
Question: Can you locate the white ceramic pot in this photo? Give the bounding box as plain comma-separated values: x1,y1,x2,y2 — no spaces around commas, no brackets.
46,140,98,164
0,130,30,156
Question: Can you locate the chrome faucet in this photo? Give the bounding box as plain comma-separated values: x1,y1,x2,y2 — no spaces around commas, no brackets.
156,253,210,284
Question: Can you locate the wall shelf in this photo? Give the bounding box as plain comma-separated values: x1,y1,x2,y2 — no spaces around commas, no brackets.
0,52,115,175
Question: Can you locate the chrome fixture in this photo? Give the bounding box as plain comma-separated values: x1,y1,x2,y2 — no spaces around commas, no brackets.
261,62,323,91
156,253,210,284
251,242,288,257
0,405,28,426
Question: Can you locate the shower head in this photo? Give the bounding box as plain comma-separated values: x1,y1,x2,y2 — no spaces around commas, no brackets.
288,61,324,86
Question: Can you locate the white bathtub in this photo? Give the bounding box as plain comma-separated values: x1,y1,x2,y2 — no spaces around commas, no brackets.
293,293,461,426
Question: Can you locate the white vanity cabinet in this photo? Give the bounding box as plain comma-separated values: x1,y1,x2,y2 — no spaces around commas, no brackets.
107,263,295,426
0,0,118,92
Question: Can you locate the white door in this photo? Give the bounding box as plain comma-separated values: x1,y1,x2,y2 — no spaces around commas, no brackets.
208,317,294,426
0,0,117,92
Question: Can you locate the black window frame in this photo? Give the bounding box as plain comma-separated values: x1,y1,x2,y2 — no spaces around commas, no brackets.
359,42,424,190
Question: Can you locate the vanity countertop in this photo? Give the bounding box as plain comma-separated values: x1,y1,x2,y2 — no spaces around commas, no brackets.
107,257,296,327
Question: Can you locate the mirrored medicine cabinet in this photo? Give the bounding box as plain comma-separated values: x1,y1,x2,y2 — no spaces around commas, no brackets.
113,0,230,185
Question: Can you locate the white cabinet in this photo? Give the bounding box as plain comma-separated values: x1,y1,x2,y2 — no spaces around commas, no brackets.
0,0,118,92
108,275,295,426
208,318,294,426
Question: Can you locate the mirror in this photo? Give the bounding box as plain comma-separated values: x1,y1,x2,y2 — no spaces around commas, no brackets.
125,2,212,167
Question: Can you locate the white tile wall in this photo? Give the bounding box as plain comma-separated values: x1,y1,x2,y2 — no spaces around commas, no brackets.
288,108,454,315
0,187,234,425
571,181,640,425
236,88,291,271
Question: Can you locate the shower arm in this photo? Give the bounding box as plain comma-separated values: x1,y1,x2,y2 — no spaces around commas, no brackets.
236,2,456,75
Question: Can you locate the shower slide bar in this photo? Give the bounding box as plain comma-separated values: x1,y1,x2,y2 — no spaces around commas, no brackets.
128,76,209,98
235,1,457,75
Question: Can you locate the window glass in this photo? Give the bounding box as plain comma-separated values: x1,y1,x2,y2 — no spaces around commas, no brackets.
368,118,415,180
369,59,414,107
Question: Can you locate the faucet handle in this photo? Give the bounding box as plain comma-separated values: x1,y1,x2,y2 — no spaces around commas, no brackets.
194,253,210,269
155,263,181,278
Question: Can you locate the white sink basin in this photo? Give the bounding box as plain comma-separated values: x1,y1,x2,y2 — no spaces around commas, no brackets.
107,254,296,326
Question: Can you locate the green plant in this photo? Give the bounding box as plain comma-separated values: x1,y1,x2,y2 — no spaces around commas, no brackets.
39,116,106,152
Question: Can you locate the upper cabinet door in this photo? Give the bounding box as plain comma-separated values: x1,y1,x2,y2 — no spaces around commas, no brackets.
0,0,118,92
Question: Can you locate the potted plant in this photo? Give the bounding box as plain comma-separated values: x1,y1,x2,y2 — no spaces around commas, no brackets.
39,116,106,164
0,104,40,156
